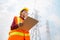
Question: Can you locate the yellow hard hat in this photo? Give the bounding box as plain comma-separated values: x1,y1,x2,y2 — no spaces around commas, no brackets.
20,8,29,15
21,8,29,12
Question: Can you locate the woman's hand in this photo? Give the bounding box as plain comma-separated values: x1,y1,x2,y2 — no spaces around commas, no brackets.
19,23,23,27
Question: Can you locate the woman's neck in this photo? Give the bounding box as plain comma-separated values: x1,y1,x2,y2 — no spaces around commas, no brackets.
20,16,24,20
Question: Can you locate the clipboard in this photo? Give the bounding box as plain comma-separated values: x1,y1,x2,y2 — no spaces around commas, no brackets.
18,16,38,31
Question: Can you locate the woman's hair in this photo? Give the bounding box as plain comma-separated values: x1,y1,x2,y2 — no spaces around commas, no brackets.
20,8,28,15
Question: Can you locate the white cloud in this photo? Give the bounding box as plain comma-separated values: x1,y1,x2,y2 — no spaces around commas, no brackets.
40,25,47,33
47,14,60,26
34,0,53,19
55,34,60,40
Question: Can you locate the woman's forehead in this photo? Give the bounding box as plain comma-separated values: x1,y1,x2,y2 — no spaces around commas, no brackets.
22,10,28,13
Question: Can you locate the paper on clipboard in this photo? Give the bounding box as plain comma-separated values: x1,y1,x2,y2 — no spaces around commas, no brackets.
19,16,38,31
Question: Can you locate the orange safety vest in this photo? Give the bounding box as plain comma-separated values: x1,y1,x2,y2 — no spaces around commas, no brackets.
8,16,30,40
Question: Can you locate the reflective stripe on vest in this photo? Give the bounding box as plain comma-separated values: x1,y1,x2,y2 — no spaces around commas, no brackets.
10,32,30,36
25,33,30,36
15,17,24,24
10,32,24,36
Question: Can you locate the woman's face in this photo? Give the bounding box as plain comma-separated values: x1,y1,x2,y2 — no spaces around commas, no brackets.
20,10,28,19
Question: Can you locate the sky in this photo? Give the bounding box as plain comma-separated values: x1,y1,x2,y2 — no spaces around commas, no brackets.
0,0,60,40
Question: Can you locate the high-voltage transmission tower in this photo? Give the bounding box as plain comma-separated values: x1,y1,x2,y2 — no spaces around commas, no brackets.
46,20,51,40
31,9,41,40
30,0,41,40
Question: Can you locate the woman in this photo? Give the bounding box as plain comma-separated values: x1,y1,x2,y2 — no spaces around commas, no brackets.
8,8,30,40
